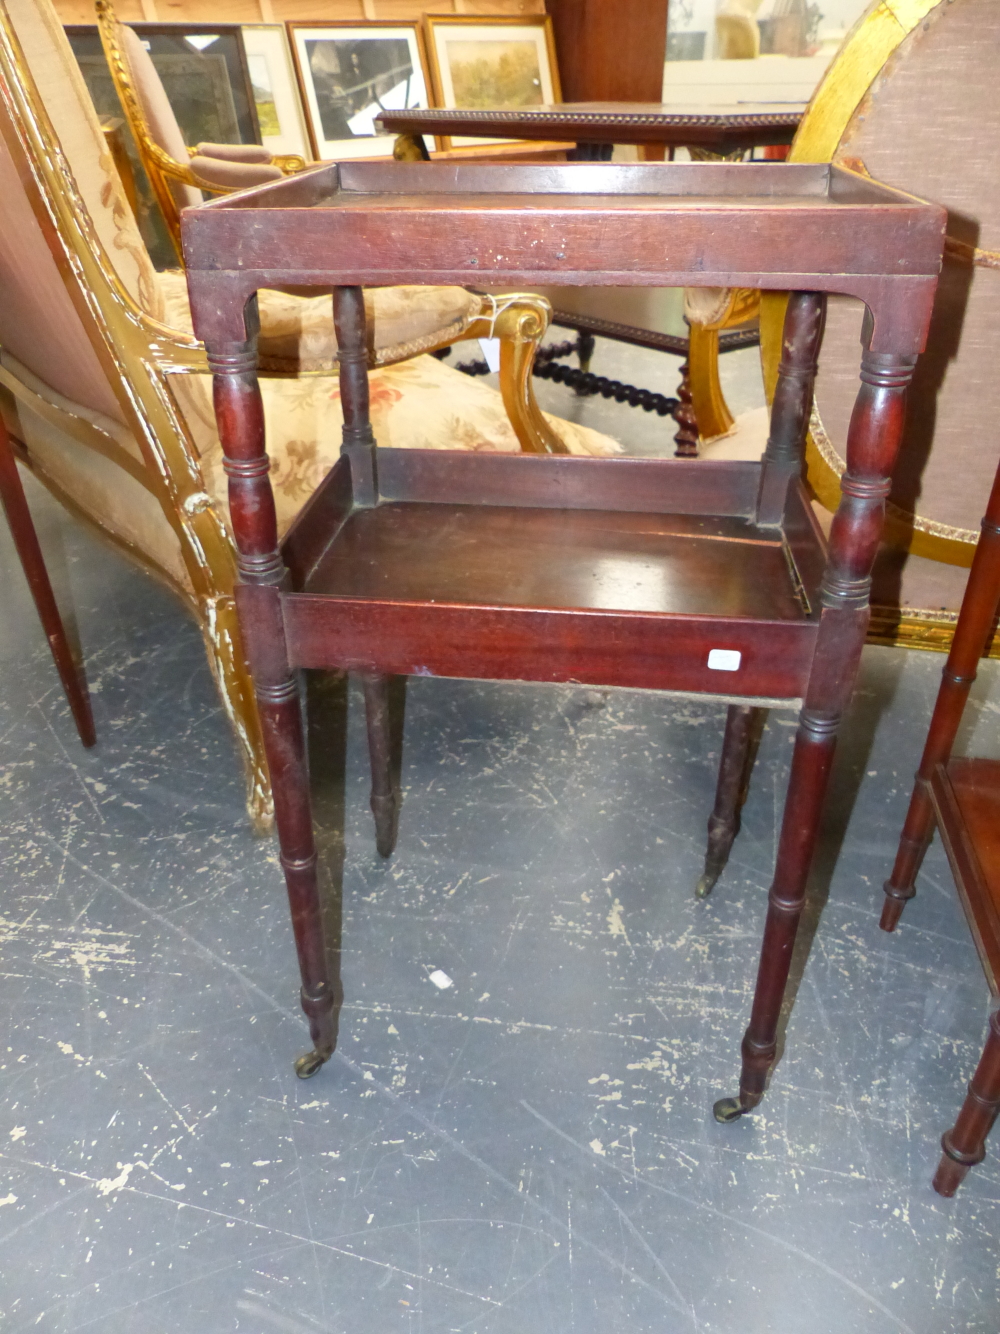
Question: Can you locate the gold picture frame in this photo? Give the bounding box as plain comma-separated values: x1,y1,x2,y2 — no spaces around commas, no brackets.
422,14,562,150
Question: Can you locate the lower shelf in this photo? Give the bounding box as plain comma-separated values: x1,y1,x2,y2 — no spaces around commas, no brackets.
932,758,1000,992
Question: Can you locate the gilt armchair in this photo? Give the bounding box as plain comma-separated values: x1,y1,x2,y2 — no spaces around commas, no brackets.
93,0,298,262
0,0,618,827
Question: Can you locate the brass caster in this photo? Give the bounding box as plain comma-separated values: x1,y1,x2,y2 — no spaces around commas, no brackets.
294,1048,330,1079
695,871,718,899
713,1096,746,1123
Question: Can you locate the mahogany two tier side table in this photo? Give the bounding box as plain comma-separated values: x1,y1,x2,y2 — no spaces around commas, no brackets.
180,161,944,1121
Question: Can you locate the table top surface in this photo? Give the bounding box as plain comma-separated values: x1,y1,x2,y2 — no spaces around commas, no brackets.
375,101,806,145
181,161,945,352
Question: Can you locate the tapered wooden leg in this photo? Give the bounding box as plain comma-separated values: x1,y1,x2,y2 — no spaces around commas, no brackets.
363,672,401,858
0,422,95,748
934,1010,1000,1197
883,463,1000,931
208,315,338,1076
716,298,916,1120
696,705,764,898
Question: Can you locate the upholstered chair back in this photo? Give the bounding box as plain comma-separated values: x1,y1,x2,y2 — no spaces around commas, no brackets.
0,0,162,420
117,23,202,213
790,0,1000,641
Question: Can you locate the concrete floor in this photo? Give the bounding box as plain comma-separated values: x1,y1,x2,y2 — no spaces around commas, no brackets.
1,345,1000,1332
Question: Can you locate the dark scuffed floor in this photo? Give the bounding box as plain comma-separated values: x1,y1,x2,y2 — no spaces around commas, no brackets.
2,447,1000,1331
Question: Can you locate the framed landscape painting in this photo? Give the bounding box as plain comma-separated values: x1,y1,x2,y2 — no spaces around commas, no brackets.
288,22,430,161
422,15,561,148
241,24,311,161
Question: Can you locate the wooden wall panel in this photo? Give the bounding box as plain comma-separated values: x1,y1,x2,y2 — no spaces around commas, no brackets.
54,0,543,21
268,0,365,19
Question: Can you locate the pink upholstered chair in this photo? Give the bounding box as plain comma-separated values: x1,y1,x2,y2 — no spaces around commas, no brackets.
0,0,619,826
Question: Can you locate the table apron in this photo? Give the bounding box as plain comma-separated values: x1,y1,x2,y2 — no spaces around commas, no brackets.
281,595,817,698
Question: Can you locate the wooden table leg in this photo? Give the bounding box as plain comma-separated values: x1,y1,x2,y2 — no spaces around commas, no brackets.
882,463,1000,931
208,303,339,1078
363,672,401,858
715,304,917,1121
934,1008,1000,1196
0,415,95,748
696,704,765,899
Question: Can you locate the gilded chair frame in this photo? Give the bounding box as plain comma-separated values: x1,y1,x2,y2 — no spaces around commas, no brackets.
93,0,305,259
0,2,564,828
759,0,981,653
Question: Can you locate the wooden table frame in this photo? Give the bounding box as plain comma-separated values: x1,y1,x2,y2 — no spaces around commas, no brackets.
882,457,1000,1196
182,160,944,1120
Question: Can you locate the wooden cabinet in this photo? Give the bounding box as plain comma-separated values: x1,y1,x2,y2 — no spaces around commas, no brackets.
545,0,668,102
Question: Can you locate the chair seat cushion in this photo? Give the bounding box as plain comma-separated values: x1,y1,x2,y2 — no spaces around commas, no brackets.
158,271,483,374
180,353,622,538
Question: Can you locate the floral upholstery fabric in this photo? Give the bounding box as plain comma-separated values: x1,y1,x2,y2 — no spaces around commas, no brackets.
158,272,484,374
174,353,622,539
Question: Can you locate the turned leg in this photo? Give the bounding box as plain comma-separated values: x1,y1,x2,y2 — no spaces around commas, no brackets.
934,1009,1000,1197
363,672,402,858
883,462,1000,930
208,307,338,1077
696,704,765,899
0,421,95,748
716,296,917,1120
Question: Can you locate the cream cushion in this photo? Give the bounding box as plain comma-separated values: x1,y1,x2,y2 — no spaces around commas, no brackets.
1,345,621,597
176,354,623,539
158,273,485,375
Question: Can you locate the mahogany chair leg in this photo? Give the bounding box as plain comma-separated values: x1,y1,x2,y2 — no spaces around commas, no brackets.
362,671,402,858
934,1009,1000,1197
716,299,916,1121
0,419,95,748
208,311,338,1077
696,704,765,898
882,465,1000,931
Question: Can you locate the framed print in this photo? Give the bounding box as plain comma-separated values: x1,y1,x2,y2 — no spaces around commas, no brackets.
423,15,561,148
67,25,262,147
241,24,311,160
288,22,431,162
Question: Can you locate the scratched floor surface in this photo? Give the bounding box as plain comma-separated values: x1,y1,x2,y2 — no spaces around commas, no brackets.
2,396,1000,1332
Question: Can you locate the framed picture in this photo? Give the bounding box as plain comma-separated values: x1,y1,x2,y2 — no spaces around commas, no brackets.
422,15,561,149
241,24,311,160
288,22,431,162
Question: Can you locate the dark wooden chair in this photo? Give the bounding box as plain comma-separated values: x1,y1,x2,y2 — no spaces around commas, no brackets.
881,459,1000,1196
181,160,943,1122
0,411,94,748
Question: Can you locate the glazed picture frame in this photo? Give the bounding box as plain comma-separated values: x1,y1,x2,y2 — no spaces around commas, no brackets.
287,21,431,161
422,14,561,149
241,24,311,162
